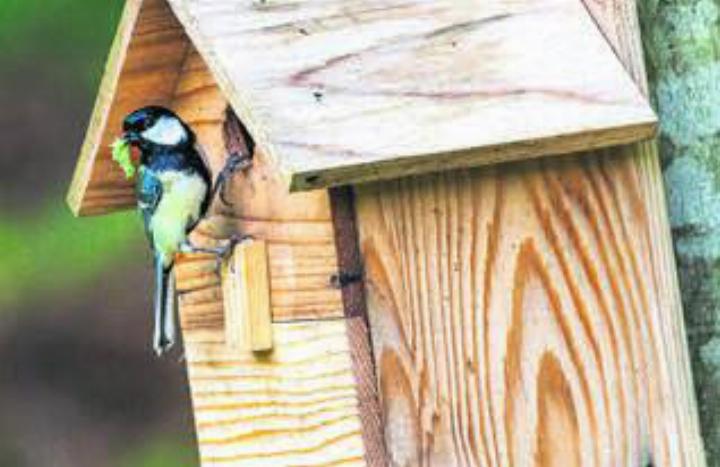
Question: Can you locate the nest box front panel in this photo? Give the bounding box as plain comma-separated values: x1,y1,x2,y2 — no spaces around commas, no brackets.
67,0,191,215
168,0,656,191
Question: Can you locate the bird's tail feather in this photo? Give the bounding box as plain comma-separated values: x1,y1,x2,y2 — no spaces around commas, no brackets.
153,255,176,356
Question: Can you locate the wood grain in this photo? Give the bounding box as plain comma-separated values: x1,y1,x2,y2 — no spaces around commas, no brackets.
183,319,367,466
67,0,190,216
353,0,705,461
166,0,656,192
169,50,380,465
222,240,273,352
171,48,344,324
356,155,702,466
68,0,659,212
583,0,705,463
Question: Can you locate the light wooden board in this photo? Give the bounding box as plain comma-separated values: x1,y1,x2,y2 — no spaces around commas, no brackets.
357,161,694,465
166,0,656,192
171,49,344,323
222,240,273,352
354,1,705,465
66,0,190,215
182,319,367,466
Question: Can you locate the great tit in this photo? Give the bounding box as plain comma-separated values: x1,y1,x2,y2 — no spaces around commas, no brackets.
120,106,248,355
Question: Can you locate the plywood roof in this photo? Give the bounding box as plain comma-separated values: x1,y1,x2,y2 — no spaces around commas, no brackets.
167,0,656,191
67,0,656,215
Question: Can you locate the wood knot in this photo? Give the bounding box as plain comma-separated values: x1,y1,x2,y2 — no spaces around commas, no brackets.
330,270,364,288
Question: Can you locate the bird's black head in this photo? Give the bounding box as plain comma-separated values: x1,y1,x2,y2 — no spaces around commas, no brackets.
122,106,194,149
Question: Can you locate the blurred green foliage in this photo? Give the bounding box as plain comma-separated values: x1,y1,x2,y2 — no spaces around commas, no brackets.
0,1,196,464
0,203,142,309
0,0,144,310
0,0,125,86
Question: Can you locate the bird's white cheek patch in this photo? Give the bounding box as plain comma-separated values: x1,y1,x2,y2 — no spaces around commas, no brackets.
142,116,187,146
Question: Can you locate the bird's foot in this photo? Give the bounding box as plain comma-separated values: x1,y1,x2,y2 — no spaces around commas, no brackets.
181,234,253,275
213,152,252,207
179,240,221,256
211,234,254,274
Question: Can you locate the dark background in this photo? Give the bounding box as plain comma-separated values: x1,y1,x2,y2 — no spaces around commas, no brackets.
0,1,198,465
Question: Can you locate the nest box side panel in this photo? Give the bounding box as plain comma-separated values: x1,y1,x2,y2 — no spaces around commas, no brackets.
169,50,383,466
354,2,704,467
166,0,656,192
66,0,190,216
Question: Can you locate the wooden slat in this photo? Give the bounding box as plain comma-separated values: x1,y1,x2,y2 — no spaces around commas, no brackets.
330,187,369,320
330,187,389,466
345,315,388,466
166,0,656,192
184,319,367,467
354,3,704,467
222,240,273,352
67,0,190,216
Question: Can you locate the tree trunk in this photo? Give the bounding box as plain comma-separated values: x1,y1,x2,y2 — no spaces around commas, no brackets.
639,0,720,462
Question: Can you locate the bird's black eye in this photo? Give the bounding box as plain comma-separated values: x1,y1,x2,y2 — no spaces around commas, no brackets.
140,116,153,131
124,110,154,133
124,106,174,137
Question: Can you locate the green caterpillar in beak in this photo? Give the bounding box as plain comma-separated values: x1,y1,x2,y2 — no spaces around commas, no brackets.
111,137,136,179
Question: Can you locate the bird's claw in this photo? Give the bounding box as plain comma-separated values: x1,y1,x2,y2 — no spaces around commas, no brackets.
223,233,254,259
215,152,252,207
213,234,254,274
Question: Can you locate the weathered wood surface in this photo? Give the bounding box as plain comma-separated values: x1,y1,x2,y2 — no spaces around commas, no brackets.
345,317,389,467
639,0,720,462
67,0,658,210
166,0,656,192
181,318,367,467
67,0,190,215
330,186,390,466
170,50,384,465
222,240,273,352
354,1,705,466
330,186,371,320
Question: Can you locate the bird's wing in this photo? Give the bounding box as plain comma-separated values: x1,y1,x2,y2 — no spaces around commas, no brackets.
194,142,211,171
137,167,163,242
191,142,213,220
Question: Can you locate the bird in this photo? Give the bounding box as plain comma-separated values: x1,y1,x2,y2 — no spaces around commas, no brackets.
120,106,249,355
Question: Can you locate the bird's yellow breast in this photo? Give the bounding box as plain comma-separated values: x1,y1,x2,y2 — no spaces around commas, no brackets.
150,170,207,266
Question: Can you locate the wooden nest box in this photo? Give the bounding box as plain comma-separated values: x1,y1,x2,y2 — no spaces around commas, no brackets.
67,0,705,465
